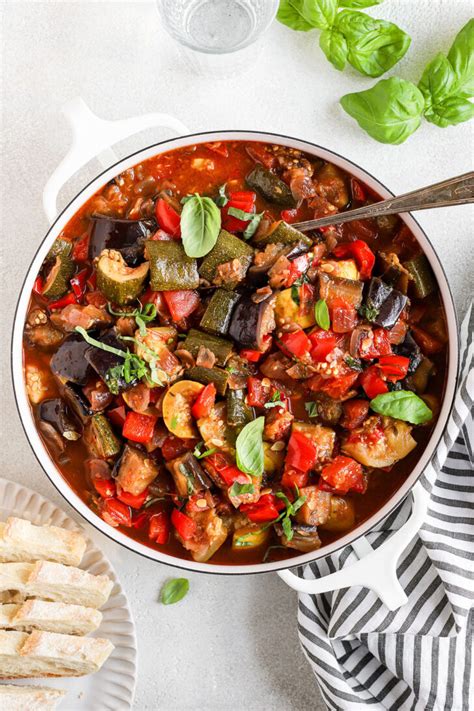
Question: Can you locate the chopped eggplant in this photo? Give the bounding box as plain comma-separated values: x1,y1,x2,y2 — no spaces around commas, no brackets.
50,304,113,333
405,357,434,394
200,289,241,336
115,444,158,495
63,381,95,419
228,294,275,350
378,252,412,293
186,366,230,396
42,255,75,300
394,332,422,373
182,329,233,366
39,398,82,442
50,333,94,385
296,487,332,526
166,452,212,497
89,215,155,265
84,330,137,393
278,524,321,552
84,414,121,459
145,240,199,290
362,277,408,328
246,166,296,207
404,254,436,299
310,394,342,425
319,272,363,309
199,230,254,288
226,389,254,428
96,250,149,304
342,415,416,468
319,497,355,532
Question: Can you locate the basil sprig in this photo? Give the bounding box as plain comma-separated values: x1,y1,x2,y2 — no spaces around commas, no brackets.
370,390,433,425
236,416,265,478
160,578,189,605
341,19,474,143
275,489,307,541
227,207,263,239
181,194,221,258
315,298,330,330
229,481,255,498
108,302,157,337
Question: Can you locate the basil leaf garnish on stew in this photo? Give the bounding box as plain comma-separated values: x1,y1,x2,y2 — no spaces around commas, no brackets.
305,401,319,418
75,327,128,358
181,194,221,258
370,390,433,425
236,416,265,478
229,481,255,498
214,183,229,207
160,578,189,605
315,299,330,330
275,489,307,542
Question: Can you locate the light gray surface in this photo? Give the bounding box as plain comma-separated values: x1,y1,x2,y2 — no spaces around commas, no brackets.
1,2,473,710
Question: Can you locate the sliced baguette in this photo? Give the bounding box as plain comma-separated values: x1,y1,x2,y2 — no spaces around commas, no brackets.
0,683,66,710
0,562,113,609
0,518,86,567
0,600,102,636
0,630,114,678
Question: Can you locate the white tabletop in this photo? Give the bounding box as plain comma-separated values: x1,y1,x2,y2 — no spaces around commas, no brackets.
2,2,472,709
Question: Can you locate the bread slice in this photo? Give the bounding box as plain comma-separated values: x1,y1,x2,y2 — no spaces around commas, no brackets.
0,562,113,609
0,518,86,567
0,600,102,636
0,683,66,710
0,629,114,678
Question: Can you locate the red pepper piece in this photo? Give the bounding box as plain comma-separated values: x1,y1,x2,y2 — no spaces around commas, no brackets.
70,268,89,300
107,406,127,429
155,198,181,238
360,365,388,399
320,455,365,495
93,478,116,499
33,276,44,296
330,298,359,334
333,239,375,280
360,328,392,360
48,292,78,311
132,511,149,530
205,453,242,487
308,370,359,400
309,330,337,362
278,329,311,359
340,399,370,430
149,511,170,544
205,141,229,158
240,334,272,363
163,290,200,322
171,508,196,540
191,383,216,420
246,377,270,408
286,253,312,286
286,430,318,472
281,208,299,223
222,191,256,232
377,355,410,382
281,467,309,489
122,412,157,444
350,178,366,203
72,232,90,262
103,498,132,527
117,488,149,509
240,494,283,523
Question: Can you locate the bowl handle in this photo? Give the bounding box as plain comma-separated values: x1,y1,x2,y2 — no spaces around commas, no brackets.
277,481,429,610
42,97,190,223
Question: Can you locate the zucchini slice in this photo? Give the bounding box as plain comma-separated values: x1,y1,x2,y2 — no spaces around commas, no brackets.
146,240,199,290
186,366,230,395
253,221,312,248
226,389,254,428
162,380,204,438
46,238,73,262
199,230,254,288
42,255,75,300
96,250,149,305
84,414,121,459
246,165,296,207
182,329,233,366
200,289,241,336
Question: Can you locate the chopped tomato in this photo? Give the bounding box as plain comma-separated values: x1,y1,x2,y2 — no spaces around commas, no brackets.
72,233,90,262
122,412,157,444
70,268,89,301
340,399,369,430
132,512,148,530
281,467,309,489
149,511,170,544
286,430,318,472
155,198,181,237
107,405,127,428
48,292,77,310
103,498,132,527
205,141,229,158
330,298,358,333
308,370,359,400
171,508,196,540
350,178,366,203
85,290,107,308
286,253,312,287
117,488,149,509
320,456,366,494
163,290,199,322
93,478,116,499
222,191,256,232
33,276,44,296
360,365,388,399
309,330,337,362
411,326,444,355
240,334,272,362
360,328,392,360
377,355,410,382
333,240,375,280
205,453,242,486
191,383,216,419
278,329,311,359
240,494,284,523
281,208,299,223
161,435,196,461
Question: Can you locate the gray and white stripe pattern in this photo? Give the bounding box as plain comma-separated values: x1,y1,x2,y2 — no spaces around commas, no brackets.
297,306,473,710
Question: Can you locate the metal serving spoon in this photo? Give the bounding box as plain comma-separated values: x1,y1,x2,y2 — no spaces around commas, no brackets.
292,171,474,232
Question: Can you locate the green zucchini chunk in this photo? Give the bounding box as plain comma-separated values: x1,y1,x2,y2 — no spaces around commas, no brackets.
146,240,199,291
182,329,233,366
86,414,121,459
200,289,241,336
96,250,149,305
199,230,254,288
227,389,254,428
186,366,229,395
46,238,73,262
253,221,312,248
404,254,436,299
246,165,296,207
42,255,75,300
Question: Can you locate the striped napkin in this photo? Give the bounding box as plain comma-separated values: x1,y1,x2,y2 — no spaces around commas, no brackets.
297,306,473,711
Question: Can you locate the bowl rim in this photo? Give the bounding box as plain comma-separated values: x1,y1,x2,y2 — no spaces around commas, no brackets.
11,129,459,575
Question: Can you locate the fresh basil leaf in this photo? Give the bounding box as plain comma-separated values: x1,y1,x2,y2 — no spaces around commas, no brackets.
243,212,263,240
282,516,293,540
215,184,229,207
340,78,425,144
301,0,338,30
227,207,254,221
180,194,194,204
236,416,265,478
192,443,217,459
181,194,221,258
229,481,255,498
275,488,307,542
320,28,348,71
277,0,317,31
305,401,319,418
291,284,300,306
339,0,383,6
425,95,474,128
315,299,330,330
344,355,363,371
447,18,474,99
419,46,474,128
370,390,433,424
264,390,284,409
336,11,411,78
160,578,189,605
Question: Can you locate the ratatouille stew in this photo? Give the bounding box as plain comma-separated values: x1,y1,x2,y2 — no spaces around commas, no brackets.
23,141,448,565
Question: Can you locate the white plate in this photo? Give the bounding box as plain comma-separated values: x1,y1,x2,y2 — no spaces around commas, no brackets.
0,478,137,710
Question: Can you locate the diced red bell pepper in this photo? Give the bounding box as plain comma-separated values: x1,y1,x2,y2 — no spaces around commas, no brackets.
117,488,149,509
171,508,196,540
48,292,78,310
155,198,181,238
340,399,370,430
132,511,149,530
307,370,359,400
85,290,107,309
107,405,127,429
350,178,366,203
72,233,90,262
191,383,216,419
222,191,256,232
411,326,444,355
320,455,365,495
286,253,312,287
205,141,229,158
93,478,116,499
240,493,284,523
122,411,157,444
205,453,242,486
333,239,375,280
103,498,132,527
330,298,358,334
281,208,299,223
246,377,270,408
309,330,337,362
360,328,392,360
87,272,97,290
149,511,170,544
360,365,388,399
161,435,196,461
278,329,311,359
286,430,318,473
33,276,44,296
377,355,410,382
163,290,199,322
70,268,89,300
240,334,272,363
281,467,309,489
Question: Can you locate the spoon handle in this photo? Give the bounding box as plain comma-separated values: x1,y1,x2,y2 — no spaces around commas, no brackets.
292,171,474,232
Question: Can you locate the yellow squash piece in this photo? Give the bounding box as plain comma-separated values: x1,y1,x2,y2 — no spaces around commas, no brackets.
162,380,204,438
274,288,315,329
232,525,270,551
